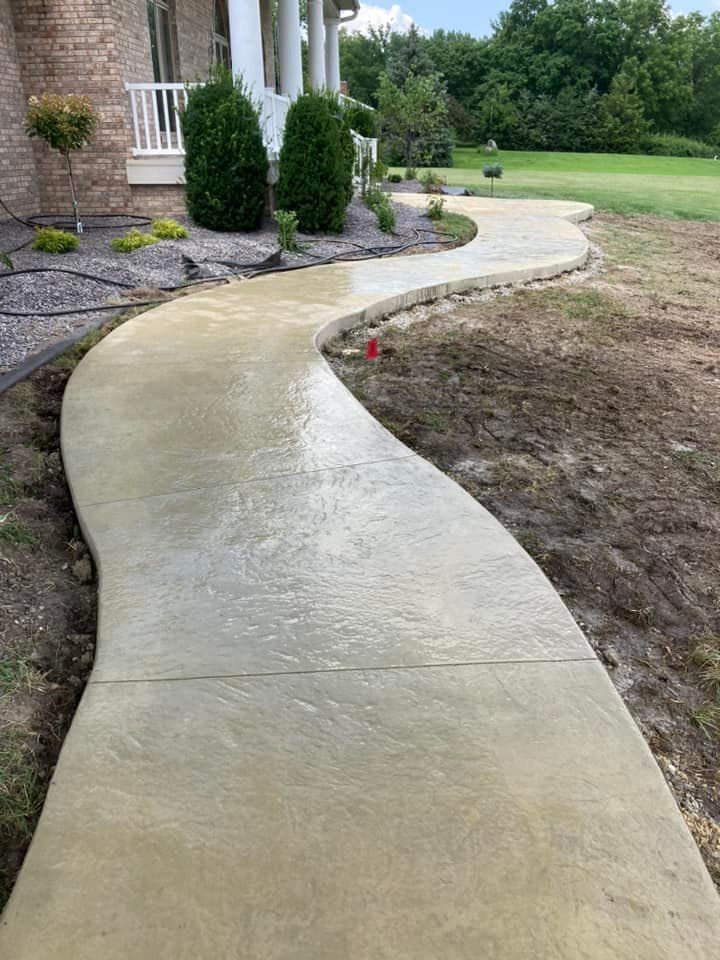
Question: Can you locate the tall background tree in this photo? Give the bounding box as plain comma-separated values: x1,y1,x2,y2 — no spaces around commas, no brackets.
339,0,720,157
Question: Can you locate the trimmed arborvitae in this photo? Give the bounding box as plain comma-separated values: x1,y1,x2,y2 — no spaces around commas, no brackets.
277,92,352,234
182,69,268,231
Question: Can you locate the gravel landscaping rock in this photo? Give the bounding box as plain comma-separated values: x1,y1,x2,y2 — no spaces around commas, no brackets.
0,197,434,372
386,179,426,193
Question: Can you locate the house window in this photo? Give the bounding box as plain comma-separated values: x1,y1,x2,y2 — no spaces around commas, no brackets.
147,0,177,82
213,0,231,69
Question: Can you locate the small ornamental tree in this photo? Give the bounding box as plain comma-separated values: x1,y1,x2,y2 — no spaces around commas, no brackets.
483,162,503,197
277,92,352,233
26,94,98,233
182,69,268,231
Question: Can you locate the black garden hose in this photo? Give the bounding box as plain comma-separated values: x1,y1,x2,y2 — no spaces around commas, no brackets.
1,193,461,318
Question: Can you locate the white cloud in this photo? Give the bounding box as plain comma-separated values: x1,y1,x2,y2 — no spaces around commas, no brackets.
342,3,422,36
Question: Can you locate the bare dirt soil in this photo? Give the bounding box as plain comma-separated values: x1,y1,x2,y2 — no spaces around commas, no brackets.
0,361,96,908
326,212,720,886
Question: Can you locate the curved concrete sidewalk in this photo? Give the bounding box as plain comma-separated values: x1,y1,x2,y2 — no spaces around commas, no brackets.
2,197,719,957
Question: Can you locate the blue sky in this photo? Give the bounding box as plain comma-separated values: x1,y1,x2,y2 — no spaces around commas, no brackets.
349,0,719,39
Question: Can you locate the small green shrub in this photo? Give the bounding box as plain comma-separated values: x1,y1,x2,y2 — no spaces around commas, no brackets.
640,132,718,158
343,102,377,138
110,229,158,253
482,162,503,196
277,91,352,233
274,209,299,252
0,252,12,270
427,196,446,221
404,167,417,180
388,173,402,183
366,189,396,233
419,169,444,193
32,227,79,254
182,68,268,232
371,159,388,183
150,218,188,239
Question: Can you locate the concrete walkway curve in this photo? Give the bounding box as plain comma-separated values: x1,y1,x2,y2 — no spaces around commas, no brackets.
2,197,719,957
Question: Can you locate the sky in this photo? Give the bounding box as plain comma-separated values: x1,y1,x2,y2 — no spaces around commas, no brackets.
345,0,720,39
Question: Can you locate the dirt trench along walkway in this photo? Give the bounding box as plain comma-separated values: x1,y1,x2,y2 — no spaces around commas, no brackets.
1,197,718,958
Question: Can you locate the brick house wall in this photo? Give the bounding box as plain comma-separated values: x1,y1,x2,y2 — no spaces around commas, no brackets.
2,0,220,219
11,0,137,214
0,0,39,217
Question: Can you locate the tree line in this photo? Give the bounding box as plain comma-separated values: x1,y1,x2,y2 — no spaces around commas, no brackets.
339,0,720,159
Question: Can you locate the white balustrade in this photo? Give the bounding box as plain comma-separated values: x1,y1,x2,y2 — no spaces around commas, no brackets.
339,93,375,112
126,82,192,155
126,82,378,190
125,82,292,160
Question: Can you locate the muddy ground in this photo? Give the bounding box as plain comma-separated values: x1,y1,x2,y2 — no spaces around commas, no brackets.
0,361,96,908
326,212,720,885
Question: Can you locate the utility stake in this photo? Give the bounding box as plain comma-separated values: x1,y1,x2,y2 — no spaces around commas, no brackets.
366,338,378,360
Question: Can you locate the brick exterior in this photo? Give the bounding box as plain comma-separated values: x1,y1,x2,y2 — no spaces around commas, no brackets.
1,0,221,219
129,184,187,217
0,0,39,217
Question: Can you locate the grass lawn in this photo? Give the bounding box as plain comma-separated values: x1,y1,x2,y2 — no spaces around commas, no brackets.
414,148,720,221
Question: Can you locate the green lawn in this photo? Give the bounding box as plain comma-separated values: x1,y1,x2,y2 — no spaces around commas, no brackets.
415,148,720,220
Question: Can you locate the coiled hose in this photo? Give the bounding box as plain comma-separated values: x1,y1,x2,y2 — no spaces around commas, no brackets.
0,207,459,318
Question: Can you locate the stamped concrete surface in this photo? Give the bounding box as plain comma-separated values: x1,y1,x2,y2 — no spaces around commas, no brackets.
1,197,718,957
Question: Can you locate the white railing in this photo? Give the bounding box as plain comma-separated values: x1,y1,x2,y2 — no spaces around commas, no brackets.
125,82,291,159
126,82,192,155
351,131,379,189
261,90,291,158
126,82,375,189
340,93,376,112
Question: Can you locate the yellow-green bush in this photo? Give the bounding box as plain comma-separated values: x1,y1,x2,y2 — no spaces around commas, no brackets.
111,229,158,253
32,227,79,254
150,218,189,240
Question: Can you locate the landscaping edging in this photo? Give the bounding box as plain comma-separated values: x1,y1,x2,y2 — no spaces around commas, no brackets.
3,196,718,958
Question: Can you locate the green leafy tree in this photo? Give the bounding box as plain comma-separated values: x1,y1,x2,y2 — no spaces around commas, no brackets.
338,0,720,155
26,93,97,232
182,69,268,231
377,71,453,168
425,30,490,104
277,91,352,233
338,26,390,106
470,81,524,148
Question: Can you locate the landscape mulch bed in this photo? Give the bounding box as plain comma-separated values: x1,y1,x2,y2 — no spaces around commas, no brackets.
0,197,436,372
326,212,720,886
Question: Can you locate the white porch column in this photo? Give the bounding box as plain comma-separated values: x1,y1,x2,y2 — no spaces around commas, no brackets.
228,0,265,101
278,0,303,98
307,0,326,90
324,17,341,92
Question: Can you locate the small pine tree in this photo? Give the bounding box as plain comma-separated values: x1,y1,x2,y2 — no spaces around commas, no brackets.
598,73,650,155
182,69,268,231
277,92,352,233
